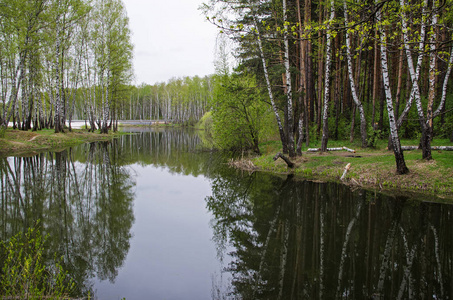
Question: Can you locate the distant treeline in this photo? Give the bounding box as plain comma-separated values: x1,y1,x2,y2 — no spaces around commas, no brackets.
123,76,213,126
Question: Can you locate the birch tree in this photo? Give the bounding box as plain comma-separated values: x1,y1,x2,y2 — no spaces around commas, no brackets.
49,0,89,133
253,17,288,154
376,1,409,174
399,0,431,159
343,0,367,148
320,0,335,152
282,0,296,157
0,0,47,130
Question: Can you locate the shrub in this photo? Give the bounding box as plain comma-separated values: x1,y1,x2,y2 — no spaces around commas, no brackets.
367,127,383,148
0,226,75,299
0,126,6,139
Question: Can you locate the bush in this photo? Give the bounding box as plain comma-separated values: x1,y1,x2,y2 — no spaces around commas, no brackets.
0,226,75,299
367,127,383,148
0,125,6,139
210,73,270,154
198,111,214,134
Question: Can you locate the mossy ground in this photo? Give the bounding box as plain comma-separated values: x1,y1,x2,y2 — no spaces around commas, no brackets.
0,128,122,157
234,138,453,200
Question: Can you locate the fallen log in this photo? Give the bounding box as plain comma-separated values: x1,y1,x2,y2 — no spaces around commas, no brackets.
433,146,453,150
273,152,295,168
340,163,351,181
342,146,356,153
401,146,453,151
401,146,419,151
307,146,356,153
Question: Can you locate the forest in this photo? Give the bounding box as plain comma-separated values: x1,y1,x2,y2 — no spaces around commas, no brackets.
0,0,134,134
201,0,453,174
1,0,453,175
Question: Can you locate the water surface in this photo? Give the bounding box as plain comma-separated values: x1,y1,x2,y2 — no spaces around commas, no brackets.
1,128,452,299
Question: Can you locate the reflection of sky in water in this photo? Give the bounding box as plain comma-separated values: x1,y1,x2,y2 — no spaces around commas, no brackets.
95,164,222,300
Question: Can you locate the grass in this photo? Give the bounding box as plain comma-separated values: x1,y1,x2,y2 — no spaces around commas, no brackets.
0,128,123,157
236,138,453,200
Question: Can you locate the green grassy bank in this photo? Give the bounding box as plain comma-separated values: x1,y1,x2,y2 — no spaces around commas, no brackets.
231,138,453,200
0,128,121,157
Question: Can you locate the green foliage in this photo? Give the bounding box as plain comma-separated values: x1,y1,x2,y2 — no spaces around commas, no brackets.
433,94,453,139
0,126,6,139
367,127,383,148
198,111,214,133
0,225,75,299
211,72,273,154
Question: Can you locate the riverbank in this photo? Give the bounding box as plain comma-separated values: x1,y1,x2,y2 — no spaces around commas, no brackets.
0,128,121,157
231,139,453,200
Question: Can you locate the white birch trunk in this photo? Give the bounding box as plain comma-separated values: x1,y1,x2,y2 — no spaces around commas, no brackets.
400,0,428,128
396,0,426,129
38,92,44,129
21,76,29,129
432,38,453,118
426,4,438,132
283,0,295,157
103,71,110,133
376,5,408,173
400,0,434,159
4,52,26,127
254,17,287,153
54,26,63,133
321,0,335,152
343,1,367,147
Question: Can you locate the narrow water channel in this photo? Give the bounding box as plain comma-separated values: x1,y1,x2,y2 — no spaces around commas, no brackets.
1,128,452,299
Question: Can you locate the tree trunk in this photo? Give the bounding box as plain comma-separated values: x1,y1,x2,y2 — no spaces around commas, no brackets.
344,1,367,147
283,0,296,157
395,47,404,120
305,0,312,147
254,17,288,154
54,28,63,134
376,7,408,174
426,3,439,143
400,0,431,159
371,32,379,130
317,4,324,136
350,104,356,143
296,0,306,156
4,53,26,128
273,152,295,168
296,115,304,156
321,0,335,152
334,33,341,140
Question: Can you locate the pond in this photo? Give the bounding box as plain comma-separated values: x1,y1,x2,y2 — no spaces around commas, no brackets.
1,128,452,299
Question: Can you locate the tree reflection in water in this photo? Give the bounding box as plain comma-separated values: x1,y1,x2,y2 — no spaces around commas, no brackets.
2,128,453,299
207,169,453,299
0,141,135,296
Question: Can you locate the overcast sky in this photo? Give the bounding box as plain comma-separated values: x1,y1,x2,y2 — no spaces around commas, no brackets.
122,0,219,85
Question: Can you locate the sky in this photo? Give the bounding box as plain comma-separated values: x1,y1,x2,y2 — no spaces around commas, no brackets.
121,0,220,86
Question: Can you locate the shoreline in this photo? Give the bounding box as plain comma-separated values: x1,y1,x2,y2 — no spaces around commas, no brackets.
1,128,452,201
0,128,122,157
228,143,453,201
